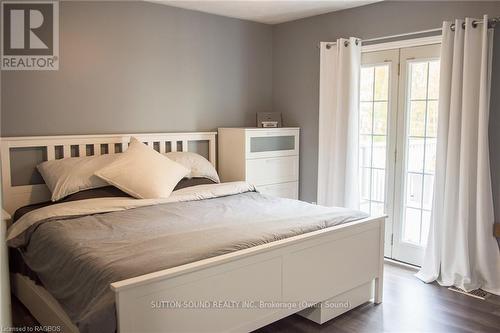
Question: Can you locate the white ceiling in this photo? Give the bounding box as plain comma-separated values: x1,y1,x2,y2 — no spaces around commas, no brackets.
149,0,382,24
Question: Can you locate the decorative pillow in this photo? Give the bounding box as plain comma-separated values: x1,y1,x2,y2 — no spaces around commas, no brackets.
166,152,220,183
95,138,189,199
37,154,119,202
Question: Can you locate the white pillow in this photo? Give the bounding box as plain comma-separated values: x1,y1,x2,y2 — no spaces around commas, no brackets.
37,154,119,202
95,138,189,199
166,152,220,183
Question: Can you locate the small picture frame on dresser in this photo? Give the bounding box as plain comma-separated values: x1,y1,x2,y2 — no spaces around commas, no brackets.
257,112,282,128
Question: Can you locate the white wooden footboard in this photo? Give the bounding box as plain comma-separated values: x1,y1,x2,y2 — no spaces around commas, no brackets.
111,216,385,333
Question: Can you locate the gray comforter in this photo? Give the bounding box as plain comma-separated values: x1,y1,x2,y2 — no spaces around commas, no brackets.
15,191,367,332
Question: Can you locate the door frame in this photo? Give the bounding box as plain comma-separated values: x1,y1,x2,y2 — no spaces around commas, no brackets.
359,38,441,266
360,49,399,258
392,43,441,265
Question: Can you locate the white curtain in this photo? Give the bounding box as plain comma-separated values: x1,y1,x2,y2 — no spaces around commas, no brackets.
416,16,500,295
317,38,361,209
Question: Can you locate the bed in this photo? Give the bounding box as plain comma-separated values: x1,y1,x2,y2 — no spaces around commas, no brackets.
1,132,386,333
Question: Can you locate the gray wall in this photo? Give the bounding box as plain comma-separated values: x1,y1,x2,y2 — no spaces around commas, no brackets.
1,1,273,136
2,1,500,219
272,1,500,207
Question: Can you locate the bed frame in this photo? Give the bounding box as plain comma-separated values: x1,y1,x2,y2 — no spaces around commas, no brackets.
1,132,217,214
1,132,385,332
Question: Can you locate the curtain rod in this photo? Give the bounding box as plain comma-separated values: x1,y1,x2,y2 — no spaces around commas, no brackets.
319,16,499,49
320,27,441,49
363,27,442,43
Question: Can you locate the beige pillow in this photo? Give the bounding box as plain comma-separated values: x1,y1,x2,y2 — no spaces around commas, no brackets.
165,152,220,183
95,138,189,199
37,154,119,202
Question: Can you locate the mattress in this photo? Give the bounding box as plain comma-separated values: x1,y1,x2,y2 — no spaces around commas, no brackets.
7,182,368,333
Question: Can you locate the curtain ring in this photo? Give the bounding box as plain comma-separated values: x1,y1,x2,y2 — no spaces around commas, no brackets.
491,18,498,29
462,22,466,29
355,39,359,46
472,20,478,28
344,40,349,47
450,23,455,31
326,43,332,49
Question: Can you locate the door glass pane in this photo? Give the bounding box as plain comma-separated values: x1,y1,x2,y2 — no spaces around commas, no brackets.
358,64,390,215
360,168,371,200
401,59,440,246
407,138,424,173
404,208,421,244
360,102,373,134
426,101,438,137
409,101,426,136
359,135,372,167
422,175,434,210
373,102,388,135
371,169,385,202
410,62,428,99
372,136,386,169
371,202,385,216
428,61,440,100
424,138,437,173
374,66,389,101
360,200,370,213
406,173,422,208
360,67,374,101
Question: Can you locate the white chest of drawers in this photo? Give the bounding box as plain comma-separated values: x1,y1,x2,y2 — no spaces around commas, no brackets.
218,127,300,199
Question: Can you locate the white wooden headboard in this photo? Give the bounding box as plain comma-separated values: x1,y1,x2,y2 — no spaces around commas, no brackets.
0,132,217,214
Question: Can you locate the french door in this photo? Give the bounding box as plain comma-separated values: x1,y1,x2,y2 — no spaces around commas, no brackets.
359,44,440,266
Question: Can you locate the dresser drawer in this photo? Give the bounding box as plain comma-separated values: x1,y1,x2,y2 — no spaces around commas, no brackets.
256,182,298,200
246,156,298,186
245,129,299,159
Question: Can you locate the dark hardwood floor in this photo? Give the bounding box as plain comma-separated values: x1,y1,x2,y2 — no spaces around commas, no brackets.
11,262,500,332
256,263,500,333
